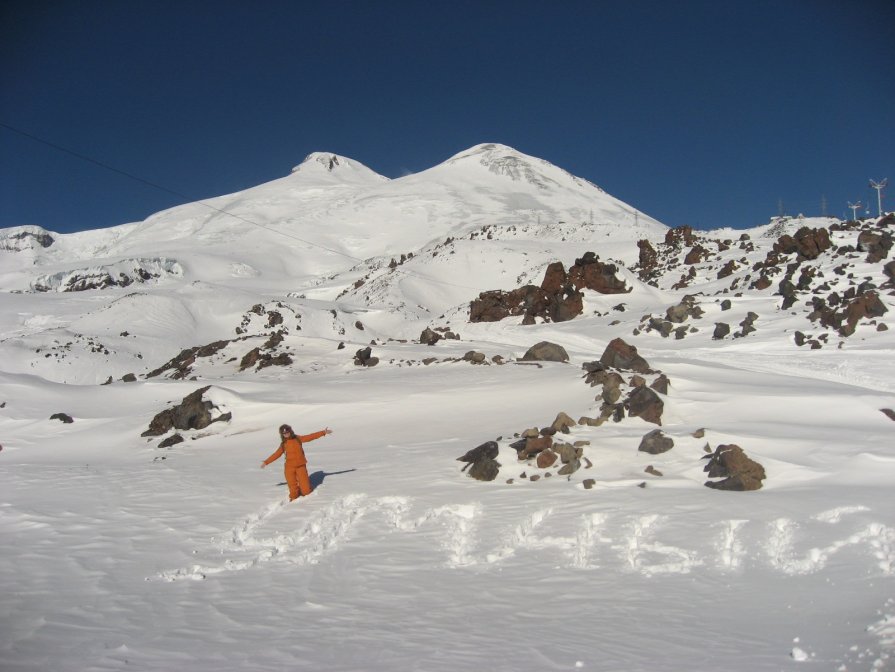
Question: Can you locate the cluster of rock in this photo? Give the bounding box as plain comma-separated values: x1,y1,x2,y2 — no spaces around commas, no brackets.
469,252,629,324
457,411,595,487
141,386,231,446
635,226,749,288
144,303,298,380
419,326,460,345
579,338,667,427
760,223,891,339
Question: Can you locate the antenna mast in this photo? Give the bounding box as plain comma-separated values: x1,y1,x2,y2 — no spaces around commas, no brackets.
847,201,862,222
869,178,888,217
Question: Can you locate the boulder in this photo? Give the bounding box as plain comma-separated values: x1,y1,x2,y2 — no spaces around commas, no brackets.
536,450,558,468
354,346,379,367
141,386,231,437
703,444,766,491
551,412,577,433
50,412,74,424
567,253,629,294
638,429,673,454
521,341,569,363
625,386,664,425
600,338,651,373
458,441,501,482
468,458,500,482
457,441,499,466
420,327,442,346
519,436,553,460
773,226,831,260
158,434,184,448
857,230,893,263
540,262,568,294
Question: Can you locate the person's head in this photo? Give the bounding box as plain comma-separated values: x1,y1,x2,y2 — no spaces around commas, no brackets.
279,424,294,439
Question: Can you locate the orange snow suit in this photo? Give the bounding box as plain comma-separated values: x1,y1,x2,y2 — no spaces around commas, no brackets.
263,430,327,500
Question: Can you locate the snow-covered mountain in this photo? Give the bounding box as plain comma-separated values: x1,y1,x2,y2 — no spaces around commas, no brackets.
1,145,893,671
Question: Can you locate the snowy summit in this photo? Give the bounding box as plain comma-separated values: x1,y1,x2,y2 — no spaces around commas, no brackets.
0,144,893,672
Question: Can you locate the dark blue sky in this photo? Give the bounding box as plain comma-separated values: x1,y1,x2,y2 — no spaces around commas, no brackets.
2,0,893,233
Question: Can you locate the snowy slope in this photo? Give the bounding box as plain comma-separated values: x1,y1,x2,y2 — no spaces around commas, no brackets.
0,146,893,672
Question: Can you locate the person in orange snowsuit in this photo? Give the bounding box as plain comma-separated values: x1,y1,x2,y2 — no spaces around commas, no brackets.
261,424,333,501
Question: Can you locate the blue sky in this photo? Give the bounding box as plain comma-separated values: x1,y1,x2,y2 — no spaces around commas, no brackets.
1,0,893,233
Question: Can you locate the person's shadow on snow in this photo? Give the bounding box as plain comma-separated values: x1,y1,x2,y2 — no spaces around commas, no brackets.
276,469,356,489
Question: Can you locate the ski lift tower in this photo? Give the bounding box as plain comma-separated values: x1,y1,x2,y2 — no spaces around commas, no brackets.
869,178,887,217
847,201,862,222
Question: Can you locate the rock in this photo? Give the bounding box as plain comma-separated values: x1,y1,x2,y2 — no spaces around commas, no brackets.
555,443,581,464
158,434,184,448
551,412,577,433
557,459,581,476
463,351,487,364
147,339,231,379
141,386,231,437
456,441,499,466
468,458,500,482
567,253,629,294
599,338,651,373
713,323,731,340
703,444,766,491
773,226,831,260
638,429,673,454
540,261,567,294
582,479,596,489
536,450,558,468
857,230,893,263
121,373,137,383
420,327,442,346
650,374,670,395
354,346,379,367
645,465,663,477
883,260,895,283
50,412,74,424
625,386,664,425
519,435,553,460
665,226,697,248
637,240,658,280
521,341,569,363
881,408,895,422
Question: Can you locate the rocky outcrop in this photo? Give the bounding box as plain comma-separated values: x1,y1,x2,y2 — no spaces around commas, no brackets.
148,340,231,379
469,252,628,324
772,226,832,260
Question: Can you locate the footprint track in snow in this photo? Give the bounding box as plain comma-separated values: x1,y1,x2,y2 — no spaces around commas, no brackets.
155,499,895,581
